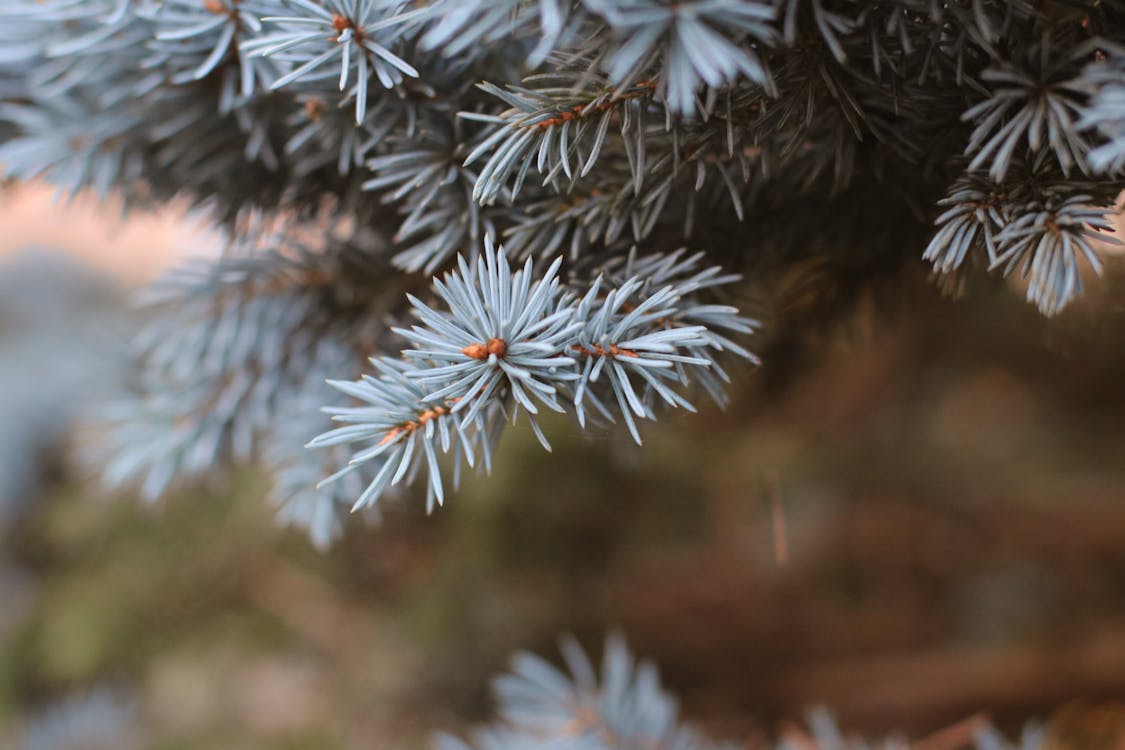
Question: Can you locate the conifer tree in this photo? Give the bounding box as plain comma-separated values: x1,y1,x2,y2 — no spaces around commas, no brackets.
2,0,1122,547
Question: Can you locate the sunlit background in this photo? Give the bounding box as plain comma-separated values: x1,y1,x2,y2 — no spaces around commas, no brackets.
2,181,1125,748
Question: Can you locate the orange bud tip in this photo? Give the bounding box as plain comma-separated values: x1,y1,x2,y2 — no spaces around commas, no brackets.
486,337,507,358
461,343,488,360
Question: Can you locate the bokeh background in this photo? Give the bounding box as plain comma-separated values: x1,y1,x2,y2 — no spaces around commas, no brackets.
2,182,1125,749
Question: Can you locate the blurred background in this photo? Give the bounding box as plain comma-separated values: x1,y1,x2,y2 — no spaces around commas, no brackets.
1,181,1125,749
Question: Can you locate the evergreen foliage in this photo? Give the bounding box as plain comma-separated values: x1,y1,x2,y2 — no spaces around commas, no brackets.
1,0,1123,545
438,636,1047,750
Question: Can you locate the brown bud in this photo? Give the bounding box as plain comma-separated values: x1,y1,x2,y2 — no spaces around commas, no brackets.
304,98,327,121
461,343,488,360
486,337,507,358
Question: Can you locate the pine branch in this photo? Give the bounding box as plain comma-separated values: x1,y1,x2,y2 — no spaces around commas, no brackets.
961,32,1094,181
586,0,777,114
309,356,498,513
100,232,399,511
436,634,728,750
436,635,1048,750
364,133,501,272
466,72,659,204
925,157,1121,315
3,0,1123,543
243,0,424,124
1077,48,1125,175
419,0,576,67
142,0,279,113
312,240,755,512
992,191,1118,315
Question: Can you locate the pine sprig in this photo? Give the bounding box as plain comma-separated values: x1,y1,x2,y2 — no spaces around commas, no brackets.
586,0,777,114
100,233,397,526
466,72,659,204
142,0,278,112
244,0,424,124
961,33,1093,181
1078,48,1125,175
395,242,581,439
309,357,496,513
436,635,1050,750
435,634,724,750
571,277,714,444
419,0,574,67
924,159,1120,315
364,134,499,272
925,171,1011,273
992,192,1118,315
313,240,756,511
